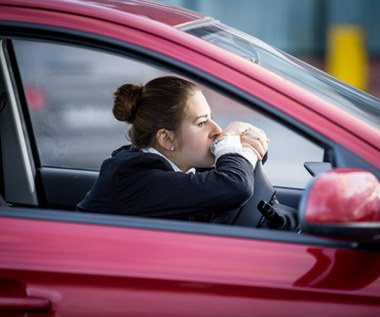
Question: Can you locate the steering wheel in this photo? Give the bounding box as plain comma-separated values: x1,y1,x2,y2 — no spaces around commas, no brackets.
211,161,276,227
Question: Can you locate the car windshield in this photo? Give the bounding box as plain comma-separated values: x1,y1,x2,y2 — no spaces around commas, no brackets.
181,20,380,130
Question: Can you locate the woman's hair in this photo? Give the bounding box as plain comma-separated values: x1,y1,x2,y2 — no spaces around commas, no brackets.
113,76,199,148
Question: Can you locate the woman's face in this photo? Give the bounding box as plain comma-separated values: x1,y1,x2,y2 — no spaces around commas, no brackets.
172,90,222,172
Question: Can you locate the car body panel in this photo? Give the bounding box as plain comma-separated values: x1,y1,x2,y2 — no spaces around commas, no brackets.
1,213,380,316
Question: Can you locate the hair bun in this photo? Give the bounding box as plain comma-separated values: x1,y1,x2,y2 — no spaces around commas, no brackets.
113,84,143,123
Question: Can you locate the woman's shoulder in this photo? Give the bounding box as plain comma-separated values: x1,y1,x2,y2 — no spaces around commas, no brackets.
111,144,141,159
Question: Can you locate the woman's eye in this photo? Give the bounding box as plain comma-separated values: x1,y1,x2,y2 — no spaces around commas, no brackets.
198,121,206,127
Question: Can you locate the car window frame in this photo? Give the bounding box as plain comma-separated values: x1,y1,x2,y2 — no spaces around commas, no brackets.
11,37,327,188
2,21,371,251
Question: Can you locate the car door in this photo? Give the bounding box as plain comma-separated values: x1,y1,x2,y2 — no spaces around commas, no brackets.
2,209,380,317
0,12,379,317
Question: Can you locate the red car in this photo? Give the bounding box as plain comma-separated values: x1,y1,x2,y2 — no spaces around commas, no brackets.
0,0,379,316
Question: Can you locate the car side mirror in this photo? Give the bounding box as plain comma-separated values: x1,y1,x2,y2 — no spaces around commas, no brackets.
299,168,380,244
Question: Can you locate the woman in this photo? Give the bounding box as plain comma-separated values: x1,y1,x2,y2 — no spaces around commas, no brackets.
77,76,269,221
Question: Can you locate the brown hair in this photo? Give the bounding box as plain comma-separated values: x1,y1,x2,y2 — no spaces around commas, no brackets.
113,76,199,148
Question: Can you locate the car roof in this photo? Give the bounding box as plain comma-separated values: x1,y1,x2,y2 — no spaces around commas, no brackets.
0,0,207,27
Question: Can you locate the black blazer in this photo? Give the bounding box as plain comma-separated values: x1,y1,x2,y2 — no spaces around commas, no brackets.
77,145,254,221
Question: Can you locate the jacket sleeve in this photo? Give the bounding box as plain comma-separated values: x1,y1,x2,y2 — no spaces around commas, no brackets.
114,153,254,219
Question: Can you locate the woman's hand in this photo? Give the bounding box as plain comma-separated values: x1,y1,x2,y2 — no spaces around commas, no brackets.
216,122,269,161
216,121,252,138
240,127,269,161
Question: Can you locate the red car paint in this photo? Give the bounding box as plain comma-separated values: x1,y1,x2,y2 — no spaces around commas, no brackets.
305,169,380,223
1,217,380,316
0,1,379,316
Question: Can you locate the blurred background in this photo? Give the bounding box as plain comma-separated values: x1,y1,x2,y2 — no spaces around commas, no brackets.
158,0,380,98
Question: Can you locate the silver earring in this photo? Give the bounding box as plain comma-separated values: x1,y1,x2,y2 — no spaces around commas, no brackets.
170,146,174,151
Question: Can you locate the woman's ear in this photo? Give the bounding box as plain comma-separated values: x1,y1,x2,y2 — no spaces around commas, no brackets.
156,129,175,151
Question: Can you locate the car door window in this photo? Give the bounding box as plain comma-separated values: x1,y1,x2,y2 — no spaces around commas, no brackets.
14,40,324,188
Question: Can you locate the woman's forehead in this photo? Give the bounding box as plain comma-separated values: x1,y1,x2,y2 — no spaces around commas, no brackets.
187,91,211,117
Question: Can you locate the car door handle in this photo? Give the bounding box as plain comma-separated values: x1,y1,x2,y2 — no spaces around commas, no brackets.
0,296,51,312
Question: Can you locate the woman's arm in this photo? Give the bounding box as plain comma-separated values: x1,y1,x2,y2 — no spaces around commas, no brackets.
115,152,255,219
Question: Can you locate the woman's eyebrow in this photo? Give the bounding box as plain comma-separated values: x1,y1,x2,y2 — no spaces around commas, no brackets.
192,114,209,124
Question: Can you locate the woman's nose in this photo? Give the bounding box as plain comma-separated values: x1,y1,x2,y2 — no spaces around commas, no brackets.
210,119,222,136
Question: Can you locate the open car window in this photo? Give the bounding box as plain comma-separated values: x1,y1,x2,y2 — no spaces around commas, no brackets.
13,39,324,188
